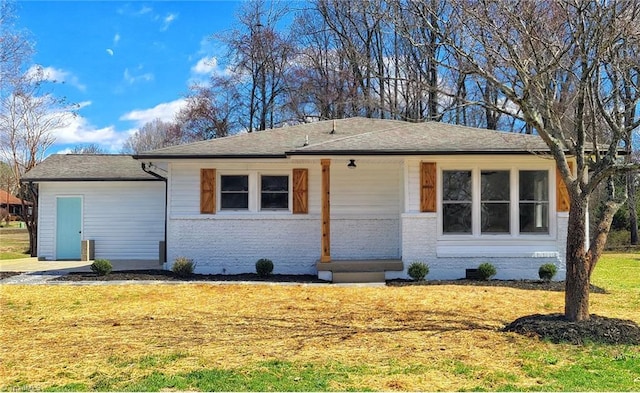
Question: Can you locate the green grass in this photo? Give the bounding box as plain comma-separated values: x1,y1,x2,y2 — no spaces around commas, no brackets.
592,252,640,291
514,346,640,391
0,230,30,260
41,361,362,392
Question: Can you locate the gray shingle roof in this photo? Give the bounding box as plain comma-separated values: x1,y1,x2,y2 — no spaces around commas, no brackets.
136,117,549,158
22,154,162,182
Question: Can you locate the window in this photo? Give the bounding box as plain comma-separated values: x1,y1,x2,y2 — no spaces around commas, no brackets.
442,170,472,233
519,170,549,233
261,175,288,210
441,168,550,236
220,175,248,210
481,171,510,233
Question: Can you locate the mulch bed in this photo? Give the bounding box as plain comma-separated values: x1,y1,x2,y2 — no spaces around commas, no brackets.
503,313,640,345
387,278,607,293
53,270,327,283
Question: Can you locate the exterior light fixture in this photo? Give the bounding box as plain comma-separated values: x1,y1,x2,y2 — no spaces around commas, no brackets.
347,159,357,169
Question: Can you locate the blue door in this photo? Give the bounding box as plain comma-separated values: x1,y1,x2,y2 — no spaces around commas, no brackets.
56,197,82,260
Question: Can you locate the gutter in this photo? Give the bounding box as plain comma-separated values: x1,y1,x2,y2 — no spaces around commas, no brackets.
141,162,168,266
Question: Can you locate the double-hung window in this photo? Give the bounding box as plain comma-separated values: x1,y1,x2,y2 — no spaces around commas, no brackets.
261,175,289,210
519,170,549,233
481,171,510,233
220,175,249,210
442,170,472,234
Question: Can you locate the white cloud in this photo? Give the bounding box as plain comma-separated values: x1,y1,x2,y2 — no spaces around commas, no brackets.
123,67,154,85
106,48,114,56
192,56,219,75
113,33,120,45
161,12,178,31
119,99,186,127
27,65,87,92
50,115,119,146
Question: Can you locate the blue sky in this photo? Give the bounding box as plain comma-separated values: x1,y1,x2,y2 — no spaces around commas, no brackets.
17,1,246,153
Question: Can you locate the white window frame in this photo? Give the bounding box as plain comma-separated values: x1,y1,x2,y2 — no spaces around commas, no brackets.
217,171,292,214
219,174,250,211
259,173,290,212
438,164,555,240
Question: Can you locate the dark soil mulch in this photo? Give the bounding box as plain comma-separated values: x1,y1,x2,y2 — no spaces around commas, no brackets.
387,278,607,293
503,313,640,345
0,272,22,280
53,270,327,283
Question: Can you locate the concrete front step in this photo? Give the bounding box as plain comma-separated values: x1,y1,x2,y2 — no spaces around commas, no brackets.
316,259,403,283
332,271,386,283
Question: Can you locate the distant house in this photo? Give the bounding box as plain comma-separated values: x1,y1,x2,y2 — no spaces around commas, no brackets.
0,189,32,220
24,118,573,281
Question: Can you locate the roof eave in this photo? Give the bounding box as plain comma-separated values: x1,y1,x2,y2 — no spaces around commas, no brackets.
21,177,163,183
285,149,550,156
133,153,288,160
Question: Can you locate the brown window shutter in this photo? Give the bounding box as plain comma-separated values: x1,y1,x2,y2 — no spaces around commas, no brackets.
556,162,573,212
292,168,308,214
420,162,437,212
200,168,216,214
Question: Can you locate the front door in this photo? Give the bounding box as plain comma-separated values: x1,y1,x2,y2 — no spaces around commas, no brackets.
56,197,82,260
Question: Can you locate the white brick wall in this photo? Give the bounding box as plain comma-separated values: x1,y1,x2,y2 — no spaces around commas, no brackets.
167,216,320,274
167,215,401,274
397,213,568,281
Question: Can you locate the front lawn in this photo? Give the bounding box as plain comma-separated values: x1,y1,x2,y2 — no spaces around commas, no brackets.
0,253,638,391
0,229,30,260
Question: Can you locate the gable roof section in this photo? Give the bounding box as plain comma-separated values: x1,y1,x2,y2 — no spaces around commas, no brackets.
22,154,162,182
136,117,549,159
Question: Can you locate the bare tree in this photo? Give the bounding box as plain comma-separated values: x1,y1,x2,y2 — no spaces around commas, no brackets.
287,8,359,121
121,118,183,154
175,77,241,140
69,143,106,154
223,0,294,131
422,0,640,321
0,67,74,255
0,0,32,87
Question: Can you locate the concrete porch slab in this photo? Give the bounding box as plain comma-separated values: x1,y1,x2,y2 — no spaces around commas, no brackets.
316,259,403,272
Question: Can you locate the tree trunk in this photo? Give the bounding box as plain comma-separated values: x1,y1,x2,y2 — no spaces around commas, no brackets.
564,197,592,321
628,171,638,245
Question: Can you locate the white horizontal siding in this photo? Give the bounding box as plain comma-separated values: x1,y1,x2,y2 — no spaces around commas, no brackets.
37,181,165,261
330,162,401,215
168,162,321,215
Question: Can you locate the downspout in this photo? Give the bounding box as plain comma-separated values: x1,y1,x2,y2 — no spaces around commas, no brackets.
141,163,168,265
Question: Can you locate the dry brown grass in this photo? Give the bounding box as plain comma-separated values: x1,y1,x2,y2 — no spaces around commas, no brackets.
0,281,637,391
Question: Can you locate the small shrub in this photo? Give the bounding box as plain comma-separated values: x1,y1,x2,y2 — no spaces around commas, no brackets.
256,258,274,277
172,257,195,277
408,261,429,281
477,262,497,281
538,263,558,282
90,259,112,276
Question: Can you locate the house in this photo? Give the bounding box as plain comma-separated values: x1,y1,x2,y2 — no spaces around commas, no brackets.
24,118,572,281
0,189,32,220
22,155,165,262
